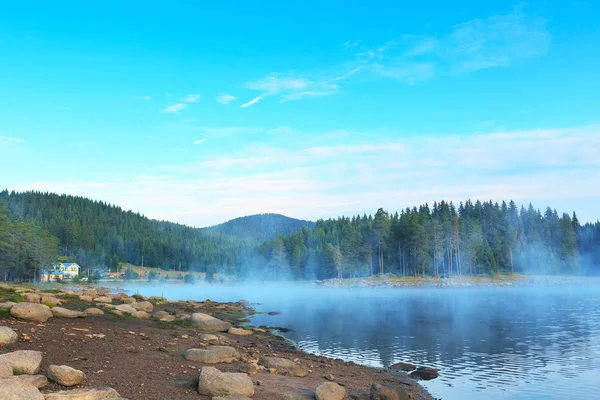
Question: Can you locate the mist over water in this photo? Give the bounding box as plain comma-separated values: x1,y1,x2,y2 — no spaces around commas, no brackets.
113,282,600,400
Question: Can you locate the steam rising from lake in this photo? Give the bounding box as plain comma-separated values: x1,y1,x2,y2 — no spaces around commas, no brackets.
114,282,600,400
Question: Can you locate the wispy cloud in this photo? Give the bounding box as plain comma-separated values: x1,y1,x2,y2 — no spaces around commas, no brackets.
182,94,201,103
0,135,24,143
216,94,236,104
160,103,188,114
138,96,152,101
241,6,549,105
193,139,205,145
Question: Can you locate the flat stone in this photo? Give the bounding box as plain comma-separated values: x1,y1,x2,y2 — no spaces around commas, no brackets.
113,304,136,314
184,346,240,364
93,296,112,303
0,376,44,400
0,326,19,345
15,375,48,389
132,311,150,319
51,307,87,319
132,301,153,313
84,308,104,315
0,358,13,378
0,301,16,309
258,357,308,377
409,367,439,381
24,293,41,303
78,296,93,303
390,362,416,372
190,313,232,332
0,350,43,375
40,296,62,307
228,327,252,336
48,365,85,387
198,367,254,397
10,303,53,323
43,387,121,400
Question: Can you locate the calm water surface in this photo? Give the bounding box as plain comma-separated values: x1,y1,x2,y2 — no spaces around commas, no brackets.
113,282,600,400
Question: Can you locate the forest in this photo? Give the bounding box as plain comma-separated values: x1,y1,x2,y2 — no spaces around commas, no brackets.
0,190,599,282
257,200,600,280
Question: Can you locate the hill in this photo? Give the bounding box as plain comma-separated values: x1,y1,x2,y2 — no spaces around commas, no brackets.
203,213,315,242
0,190,253,280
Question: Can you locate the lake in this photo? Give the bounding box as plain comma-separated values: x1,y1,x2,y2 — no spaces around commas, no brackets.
111,281,600,400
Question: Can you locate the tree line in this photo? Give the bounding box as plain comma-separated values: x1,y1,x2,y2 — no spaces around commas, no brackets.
257,200,600,279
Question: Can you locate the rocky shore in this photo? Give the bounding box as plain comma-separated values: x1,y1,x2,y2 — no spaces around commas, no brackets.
0,283,435,400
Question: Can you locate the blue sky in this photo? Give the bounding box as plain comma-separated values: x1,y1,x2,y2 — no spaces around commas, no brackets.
1,1,599,226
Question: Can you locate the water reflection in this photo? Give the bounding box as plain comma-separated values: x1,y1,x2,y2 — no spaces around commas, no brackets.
116,283,600,400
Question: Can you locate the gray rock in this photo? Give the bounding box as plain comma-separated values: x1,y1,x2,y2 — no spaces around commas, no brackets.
43,387,121,399
315,382,345,400
24,293,41,303
0,350,43,375
409,367,439,381
184,346,240,364
0,358,13,378
113,304,136,314
200,334,220,343
10,303,53,323
48,365,85,387
370,383,411,400
258,357,308,377
51,307,87,319
198,367,254,397
389,362,416,372
0,301,16,309
152,311,170,319
84,308,104,315
190,313,232,332
15,375,48,389
132,301,153,313
0,376,44,400
0,326,19,345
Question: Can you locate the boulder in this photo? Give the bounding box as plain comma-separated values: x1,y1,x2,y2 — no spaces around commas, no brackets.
132,311,150,319
15,375,48,389
0,301,17,309
84,308,104,315
10,303,53,323
43,387,121,400
51,307,87,319
191,313,232,332
228,327,252,336
184,346,240,364
112,293,129,301
24,293,41,303
122,298,136,305
0,376,44,400
316,382,346,400
258,357,308,377
0,357,13,378
409,367,439,381
152,311,170,319
78,296,93,303
389,362,416,372
40,296,62,307
370,383,411,400
0,350,43,374
198,367,254,397
48,365,85,387
132,301,153,313
113,304,136,314
0,326,19,345
93,296,112,304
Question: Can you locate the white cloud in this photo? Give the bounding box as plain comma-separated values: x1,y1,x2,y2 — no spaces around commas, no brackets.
0,136,24,143
138,96,152,101
183,94,200,103
242,73,339,107
241,95,268,108
216,94,236,104
160,103,188,114
193,139,205,145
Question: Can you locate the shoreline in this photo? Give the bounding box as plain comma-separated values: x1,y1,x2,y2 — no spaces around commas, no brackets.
0,282,435,400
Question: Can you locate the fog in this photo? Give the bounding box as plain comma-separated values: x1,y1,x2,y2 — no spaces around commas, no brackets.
112,281,600,400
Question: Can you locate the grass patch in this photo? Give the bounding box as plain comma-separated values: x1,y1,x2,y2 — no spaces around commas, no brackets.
0,308,12,318
155,318,195,330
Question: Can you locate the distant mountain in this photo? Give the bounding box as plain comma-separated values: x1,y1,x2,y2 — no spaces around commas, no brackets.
203,213,315,242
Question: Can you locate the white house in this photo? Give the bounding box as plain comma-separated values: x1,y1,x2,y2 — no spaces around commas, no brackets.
54,262,81,278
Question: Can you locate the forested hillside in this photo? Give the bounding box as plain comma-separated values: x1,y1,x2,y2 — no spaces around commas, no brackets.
0,190,253,279
257,200,600,280
203,214,315,242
